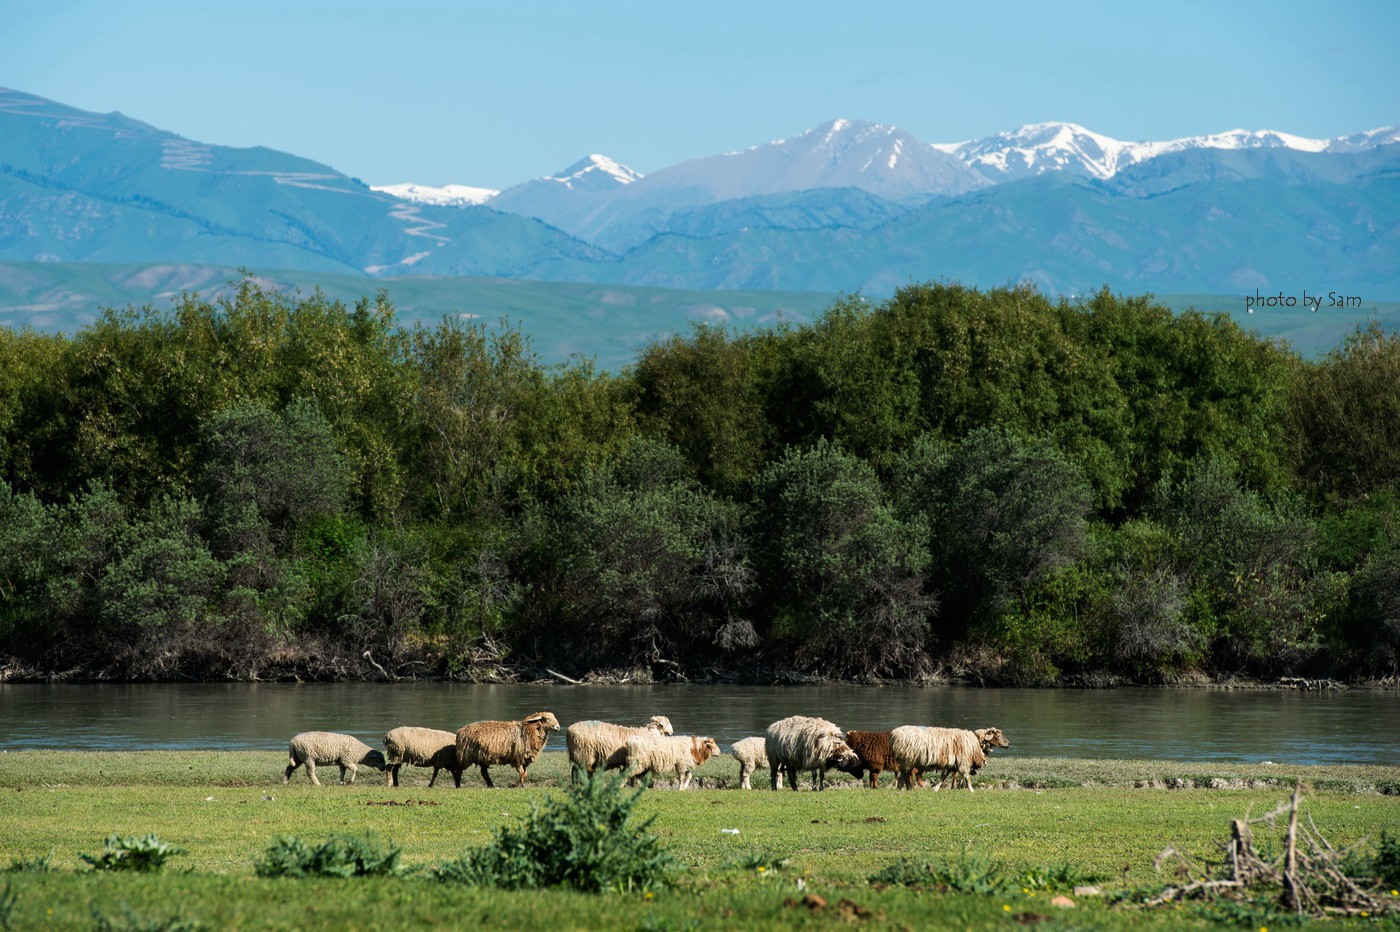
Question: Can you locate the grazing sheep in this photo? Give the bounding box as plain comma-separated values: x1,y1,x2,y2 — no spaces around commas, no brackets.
383,726,462,788
729,736,771,790
283,731,387,786
844,730,924,789
454,711,560,788
565,716,674,781
624,734,722,789
890,725,1008,792
764,715,862,791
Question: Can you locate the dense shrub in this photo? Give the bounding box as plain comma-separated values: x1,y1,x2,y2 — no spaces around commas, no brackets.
434,773,673,892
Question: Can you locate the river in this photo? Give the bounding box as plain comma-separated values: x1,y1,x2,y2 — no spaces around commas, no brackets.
0,683,1394,765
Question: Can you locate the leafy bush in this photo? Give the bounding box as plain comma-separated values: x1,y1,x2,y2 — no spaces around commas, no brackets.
1346,828,1400,888
253,832,402,879
869,847,1008,894
720,850,791,872
80,834,185,873
434,773,673,893
0,882,15,932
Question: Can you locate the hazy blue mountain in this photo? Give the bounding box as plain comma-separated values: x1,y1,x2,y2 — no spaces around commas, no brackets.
501,120,985,250
0,87,604,276
487,154,642,235
655,188,915,241
569,172,1400,296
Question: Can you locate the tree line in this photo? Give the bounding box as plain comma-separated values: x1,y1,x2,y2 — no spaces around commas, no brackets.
0,279,1395,682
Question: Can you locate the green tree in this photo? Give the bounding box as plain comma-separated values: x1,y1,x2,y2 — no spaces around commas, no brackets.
753,438,933,677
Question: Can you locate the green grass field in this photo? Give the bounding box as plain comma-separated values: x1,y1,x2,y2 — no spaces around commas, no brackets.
0,752,1396,929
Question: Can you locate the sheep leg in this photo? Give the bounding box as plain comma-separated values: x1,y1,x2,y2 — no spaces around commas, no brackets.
428,767,439,788
769,761,780,791
963,769,974,793
514,765,528,788
786,767,798,791
306,761,321,786
870,769,880,790
345,763,357,784
740,764,752,790
479,764,494,788
283,758,298,784
387,764,399,787
451,768,462,788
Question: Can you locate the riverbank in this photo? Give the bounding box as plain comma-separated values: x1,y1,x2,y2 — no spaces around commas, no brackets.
1,752,1396,930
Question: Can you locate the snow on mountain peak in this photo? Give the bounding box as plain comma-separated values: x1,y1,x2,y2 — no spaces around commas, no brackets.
371,182,498,206
545,154,642,189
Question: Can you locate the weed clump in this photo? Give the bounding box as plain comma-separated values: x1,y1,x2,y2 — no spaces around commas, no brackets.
253,832,403,879
4,851,53,874
434,773,673,893
80,835,185,873
90,903,203,931
869,846,1009,894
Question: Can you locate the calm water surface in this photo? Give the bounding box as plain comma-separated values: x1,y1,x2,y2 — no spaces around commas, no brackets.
0,684,1394,765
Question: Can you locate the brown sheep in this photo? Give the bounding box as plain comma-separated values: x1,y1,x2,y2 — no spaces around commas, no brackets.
454,711,561,787
845,730,923,789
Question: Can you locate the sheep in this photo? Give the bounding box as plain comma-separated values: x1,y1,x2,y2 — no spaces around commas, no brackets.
890,725,1009,792
565,716,674,781
844,729,924,789
383,726,461,788
729,736,769,790
454,711,560,788
623,734,722,789
764,715,862,791
283,731,387,786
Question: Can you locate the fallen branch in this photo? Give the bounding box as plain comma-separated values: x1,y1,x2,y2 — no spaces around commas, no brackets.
545,668,582,685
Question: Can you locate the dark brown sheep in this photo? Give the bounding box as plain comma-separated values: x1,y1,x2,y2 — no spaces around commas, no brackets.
845,730,922,789
454,711,560,787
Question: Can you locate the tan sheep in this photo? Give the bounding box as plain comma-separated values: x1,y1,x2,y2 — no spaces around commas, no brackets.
890,725,1008,792
383,726,461,788
764,715,861,791
623,734,721,789
454,711,560,787
565,716,674,781
283,731,387,786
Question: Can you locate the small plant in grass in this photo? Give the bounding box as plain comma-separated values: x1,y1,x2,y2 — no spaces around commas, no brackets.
253,832,403,878
4,850,54,873
720,850,791,872
80,834,185,873
1345,828,1400,888
434,772,674,893
1020,858,1101,891
90,904,203,932
0,882,16,932
869,846,1009,894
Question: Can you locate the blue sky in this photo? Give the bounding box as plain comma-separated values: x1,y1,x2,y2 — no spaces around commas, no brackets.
3,1,1396,189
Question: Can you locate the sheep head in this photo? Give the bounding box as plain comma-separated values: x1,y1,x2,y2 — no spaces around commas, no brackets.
646,715,674,735
824,742,864,777
524,712,561,731
691,736,721,765
975,727,1009,751
362,749,388,771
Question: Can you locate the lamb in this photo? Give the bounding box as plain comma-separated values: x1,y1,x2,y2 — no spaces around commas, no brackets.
565,716,674,781
890,725,1009,792
454,711,560,788
623,734,722,789
730,736,774,790
383,726,461,788
282,731,387,786
844,729,923,789
764,715,862,791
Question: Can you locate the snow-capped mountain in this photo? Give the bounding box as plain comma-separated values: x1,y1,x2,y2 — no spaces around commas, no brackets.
486,154,643,233
371,182,498,206
946,122,1400,182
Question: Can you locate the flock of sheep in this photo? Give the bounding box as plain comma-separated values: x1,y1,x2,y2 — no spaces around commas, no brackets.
283,712,1009,793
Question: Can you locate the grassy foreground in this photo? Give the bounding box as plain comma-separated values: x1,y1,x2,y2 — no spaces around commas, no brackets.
0,751,1397,929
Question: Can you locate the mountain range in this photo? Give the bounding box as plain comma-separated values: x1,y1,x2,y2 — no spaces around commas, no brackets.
2,86,1397,297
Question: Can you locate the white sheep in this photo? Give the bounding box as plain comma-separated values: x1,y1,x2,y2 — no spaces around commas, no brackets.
764,715,862,791
383,726,461,788
623,734,721,789
729,736,769,790
283,731,387,786
890,725,1007,792
565,716,674,781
